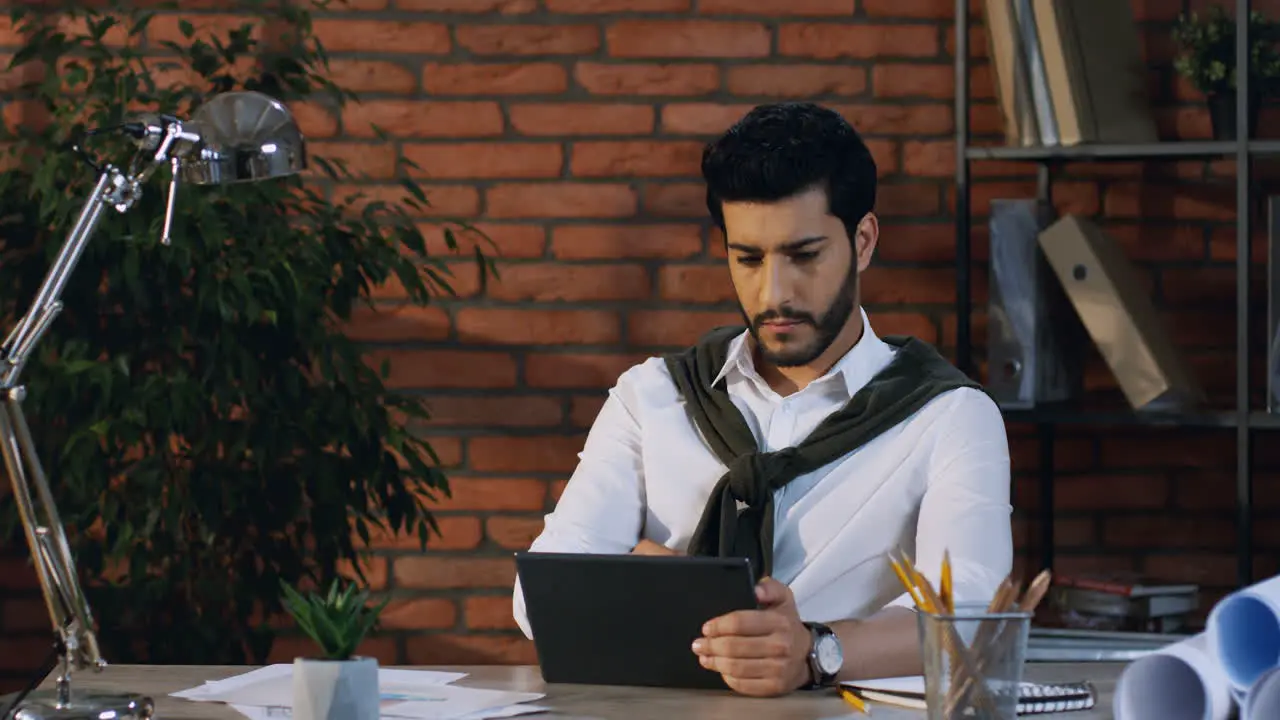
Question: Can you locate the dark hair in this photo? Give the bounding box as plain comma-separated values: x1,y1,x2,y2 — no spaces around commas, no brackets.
701,102,877,243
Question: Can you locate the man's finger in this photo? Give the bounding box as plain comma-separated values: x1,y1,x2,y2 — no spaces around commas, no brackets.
699,654,790,682
754,577,791,607
703,609,784,637
718,670,793,698
693,634,790,659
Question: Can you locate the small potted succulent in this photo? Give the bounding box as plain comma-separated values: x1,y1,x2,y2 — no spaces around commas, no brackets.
1172,5,1280,139
280,579,389,720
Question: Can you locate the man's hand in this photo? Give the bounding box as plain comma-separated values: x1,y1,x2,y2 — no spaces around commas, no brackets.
631,539,680,556
691,577,811,697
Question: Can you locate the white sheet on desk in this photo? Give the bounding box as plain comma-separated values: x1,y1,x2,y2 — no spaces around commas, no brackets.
171,664,467,702
228,702,551,720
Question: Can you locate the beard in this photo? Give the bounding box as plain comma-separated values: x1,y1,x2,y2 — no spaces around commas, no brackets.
741,265,859,368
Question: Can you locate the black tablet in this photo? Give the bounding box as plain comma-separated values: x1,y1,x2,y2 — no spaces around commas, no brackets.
514,551,759,690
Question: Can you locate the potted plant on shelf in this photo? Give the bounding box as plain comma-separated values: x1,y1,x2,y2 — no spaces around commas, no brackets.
281,580,389,720
1173,5,1280,140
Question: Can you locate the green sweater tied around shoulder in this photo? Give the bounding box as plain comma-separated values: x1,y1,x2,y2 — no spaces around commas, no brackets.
662,325,983,580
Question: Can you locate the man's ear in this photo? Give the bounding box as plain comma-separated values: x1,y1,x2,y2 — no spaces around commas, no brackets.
854,212,878,273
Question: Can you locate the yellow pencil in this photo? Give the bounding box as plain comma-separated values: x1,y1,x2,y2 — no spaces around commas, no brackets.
940,549,953,614
840,687,871,715
887,554,926,610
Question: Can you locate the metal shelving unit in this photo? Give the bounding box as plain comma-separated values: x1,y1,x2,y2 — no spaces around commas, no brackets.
953,0,1264,588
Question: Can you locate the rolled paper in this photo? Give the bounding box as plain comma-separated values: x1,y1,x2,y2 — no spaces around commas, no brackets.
1243,666,1280,720
1113,633,1234,720
1207,574,1280,693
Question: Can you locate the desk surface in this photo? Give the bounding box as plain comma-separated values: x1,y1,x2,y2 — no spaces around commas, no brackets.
38,662,1121,719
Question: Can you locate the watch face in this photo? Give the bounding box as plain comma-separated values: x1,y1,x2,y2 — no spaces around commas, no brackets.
816,633,843,675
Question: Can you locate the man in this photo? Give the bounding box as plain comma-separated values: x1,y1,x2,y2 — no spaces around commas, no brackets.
510,102,1012,698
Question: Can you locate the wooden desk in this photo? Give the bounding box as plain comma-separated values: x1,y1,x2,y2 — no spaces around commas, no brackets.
39,663,1122,719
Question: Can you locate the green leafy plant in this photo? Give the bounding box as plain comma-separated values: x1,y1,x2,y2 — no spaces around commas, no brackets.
1173,5,1280,96
280,580,388,661
0,0,494,664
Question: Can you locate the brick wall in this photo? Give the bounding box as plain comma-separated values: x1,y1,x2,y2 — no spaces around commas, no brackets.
3,0,1279,687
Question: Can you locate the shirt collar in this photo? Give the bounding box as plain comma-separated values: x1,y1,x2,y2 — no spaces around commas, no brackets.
712,307,895,398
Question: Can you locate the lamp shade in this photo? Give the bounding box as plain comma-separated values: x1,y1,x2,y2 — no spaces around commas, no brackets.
180,90,307,185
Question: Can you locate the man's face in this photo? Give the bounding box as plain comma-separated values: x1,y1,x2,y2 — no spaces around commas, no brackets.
722,185,876,368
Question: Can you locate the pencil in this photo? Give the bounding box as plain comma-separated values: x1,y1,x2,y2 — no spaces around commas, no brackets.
940,550,953,614
887,553,926,610
840,687,871,715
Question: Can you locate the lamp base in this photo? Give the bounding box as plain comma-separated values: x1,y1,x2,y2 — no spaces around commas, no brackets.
9,688,154,720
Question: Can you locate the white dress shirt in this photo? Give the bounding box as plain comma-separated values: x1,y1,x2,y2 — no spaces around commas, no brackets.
512,308,1013,639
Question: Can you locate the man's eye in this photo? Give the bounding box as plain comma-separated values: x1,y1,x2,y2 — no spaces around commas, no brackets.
736,256,762,266
791,251,819,262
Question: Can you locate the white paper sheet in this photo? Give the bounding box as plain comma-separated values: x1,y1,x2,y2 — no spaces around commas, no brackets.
1113,632,1234,720
171,666,471,696
1208,574,1280,693
228,702,550,720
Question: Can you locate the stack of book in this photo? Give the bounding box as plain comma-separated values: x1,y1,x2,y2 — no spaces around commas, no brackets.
981,0,1160,147
1041,573,1200,634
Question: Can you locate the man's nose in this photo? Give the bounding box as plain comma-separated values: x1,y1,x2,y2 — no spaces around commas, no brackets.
759,256,793,310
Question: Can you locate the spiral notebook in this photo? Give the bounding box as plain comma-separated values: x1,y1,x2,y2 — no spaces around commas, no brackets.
841,675,1096,715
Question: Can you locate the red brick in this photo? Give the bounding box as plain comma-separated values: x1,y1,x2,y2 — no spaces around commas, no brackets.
862,0,954,17
861,267,976,305
575,62,721,95
641,183,707,217
455,24,600,55
876,182,942,217
570,396,607,427
364,350,517,389
661,103,755,134
548,0,690,8
606,21,771,58
344,305,451,342
469,435,588,473
324,60,419,94
903,140,956,177
778,24,939,58
658,265,735,303
525,352,650,388
727,65,867,97
487,183,638,219
628,310,744,347
402,142,563,179
455,308,620,344
486,517,545,550
1103,182,1236,221
550,224,704,259
484,263,652,302
379,598,459,631
431,478,549,512
419,396,564,427
872,63,954,98
464,596,520,630
341,101,504,138
1103,516,1234,550
306,141,400,179
335,184,481,218
372,515,483,552
397,0,536,9
417,222,547,258
509,103,655,135
311,20,450,53
571,140,704,177
395,557,515,590
423,62,567,95
700,0,855,14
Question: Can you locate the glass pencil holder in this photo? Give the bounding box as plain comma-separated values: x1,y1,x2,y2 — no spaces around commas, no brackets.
916,601,1032,720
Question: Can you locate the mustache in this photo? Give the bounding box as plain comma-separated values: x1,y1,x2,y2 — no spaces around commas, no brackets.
752,308,815,328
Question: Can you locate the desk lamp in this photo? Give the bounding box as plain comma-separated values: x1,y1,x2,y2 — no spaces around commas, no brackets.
0,90,307,720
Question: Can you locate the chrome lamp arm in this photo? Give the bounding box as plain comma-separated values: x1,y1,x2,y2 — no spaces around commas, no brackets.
0,91,305,720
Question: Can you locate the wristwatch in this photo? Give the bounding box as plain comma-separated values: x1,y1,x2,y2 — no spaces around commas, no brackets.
803,621,843,688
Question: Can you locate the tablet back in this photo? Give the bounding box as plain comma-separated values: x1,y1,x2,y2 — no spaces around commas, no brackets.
515,551,758,690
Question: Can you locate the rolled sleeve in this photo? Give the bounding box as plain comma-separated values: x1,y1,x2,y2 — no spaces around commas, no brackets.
884,387,1013,612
